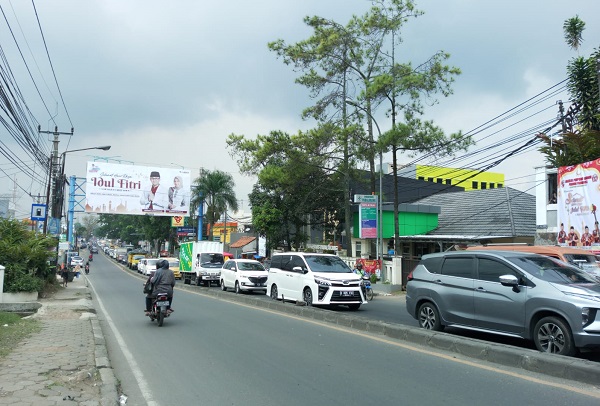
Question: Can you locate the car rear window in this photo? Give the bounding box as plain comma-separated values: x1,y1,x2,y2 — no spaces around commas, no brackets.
238,262,265,271
563,254,600,271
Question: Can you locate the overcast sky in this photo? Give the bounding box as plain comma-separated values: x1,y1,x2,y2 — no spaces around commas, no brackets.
1,0,599,219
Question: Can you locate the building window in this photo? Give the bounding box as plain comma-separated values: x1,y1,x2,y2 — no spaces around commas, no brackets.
445,179,452,185
437,178,443,184
548,173,557,204
490,183,495,188
428,177,434,182
355,241,361,257
497,183,503,188
481,182,487,189
472,181,478,189
418,176,425,181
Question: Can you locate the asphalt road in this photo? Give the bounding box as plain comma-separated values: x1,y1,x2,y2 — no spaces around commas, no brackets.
87,252,600,406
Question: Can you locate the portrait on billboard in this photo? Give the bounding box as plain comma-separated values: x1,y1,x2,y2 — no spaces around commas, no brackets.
557,158,600,248
85,162,191,217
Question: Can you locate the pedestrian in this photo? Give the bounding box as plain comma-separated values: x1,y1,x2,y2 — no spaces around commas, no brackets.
61,264,69,287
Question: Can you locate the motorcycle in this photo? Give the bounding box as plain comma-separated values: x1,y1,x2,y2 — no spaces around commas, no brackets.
84,264,90,275
148,293,171,327
362,275,374,301
88,254,93,262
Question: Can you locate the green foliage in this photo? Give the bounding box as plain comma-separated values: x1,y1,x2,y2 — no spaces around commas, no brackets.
0,218,55,293
190,170,238,240
538,130,600,168
228,127,344,251
563,16,585,51
538,17,599,167
0,312,41,358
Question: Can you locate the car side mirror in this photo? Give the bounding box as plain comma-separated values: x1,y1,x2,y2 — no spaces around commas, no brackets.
499,274,518,286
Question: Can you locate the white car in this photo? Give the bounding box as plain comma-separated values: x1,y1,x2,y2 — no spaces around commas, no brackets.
266,253,364,310
220,259,268,293
138,258,160,276
70,256,85,267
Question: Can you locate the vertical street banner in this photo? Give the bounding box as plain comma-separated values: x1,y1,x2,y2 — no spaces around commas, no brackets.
356,194,378,239
557,158,600,248
85,162,191,217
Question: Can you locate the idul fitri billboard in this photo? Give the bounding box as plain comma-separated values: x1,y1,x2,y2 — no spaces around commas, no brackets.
85,162,191,217
557,157,600,248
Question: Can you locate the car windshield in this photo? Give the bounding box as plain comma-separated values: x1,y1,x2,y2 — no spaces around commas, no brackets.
304,255,353,273
238,262,264,271
506,255,598,284
148,259,159,265
169,260,179,267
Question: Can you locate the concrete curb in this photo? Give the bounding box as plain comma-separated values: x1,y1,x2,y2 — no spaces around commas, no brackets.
91,317,120,405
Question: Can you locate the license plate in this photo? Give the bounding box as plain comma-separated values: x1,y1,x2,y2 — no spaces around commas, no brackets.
155,301,169,306
254,283,264,287
340,291,353,297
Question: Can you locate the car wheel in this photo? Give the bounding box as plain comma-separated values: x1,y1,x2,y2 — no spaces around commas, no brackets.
270,284,278,300
348,303,361,311
418,302,444,331
235,281,241,294
196,278,202,286
533,316,576,356
221,280,227,291
303,288,313,306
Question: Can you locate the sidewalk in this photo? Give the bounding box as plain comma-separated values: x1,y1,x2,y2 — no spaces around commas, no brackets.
0,274,119,406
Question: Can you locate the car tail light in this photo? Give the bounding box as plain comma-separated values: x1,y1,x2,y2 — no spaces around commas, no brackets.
407,271,414,281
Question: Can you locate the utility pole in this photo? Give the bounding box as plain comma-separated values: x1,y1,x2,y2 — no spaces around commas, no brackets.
38,126,74,233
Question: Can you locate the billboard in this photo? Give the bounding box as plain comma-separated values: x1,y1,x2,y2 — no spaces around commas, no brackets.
85,162,191,217
557,158,600,248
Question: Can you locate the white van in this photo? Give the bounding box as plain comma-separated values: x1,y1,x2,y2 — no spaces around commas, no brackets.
266,252,365,310
138,258,160,276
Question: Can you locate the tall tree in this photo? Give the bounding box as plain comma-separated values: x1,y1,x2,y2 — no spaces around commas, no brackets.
269,1,471,258
191,170,239,241
228,126,344,251
563,15,585,52
539,16,600,166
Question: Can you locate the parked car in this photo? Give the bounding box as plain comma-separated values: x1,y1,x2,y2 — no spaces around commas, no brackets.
406,250,600,356
130,254,146,270
266,252,365,310
138,258,160,276
221,259,268,293
70,256,85,267
163,257,181,279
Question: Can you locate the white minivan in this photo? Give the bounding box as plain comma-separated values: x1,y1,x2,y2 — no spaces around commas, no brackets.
266,252,365,310
220,259,268,293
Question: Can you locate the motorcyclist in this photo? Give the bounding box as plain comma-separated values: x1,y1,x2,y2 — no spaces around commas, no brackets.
84,262,90,274
353,262,365,277
145,259,175,316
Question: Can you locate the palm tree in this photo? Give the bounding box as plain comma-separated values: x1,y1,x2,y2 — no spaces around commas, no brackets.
191,170,239,240
563,16,585,52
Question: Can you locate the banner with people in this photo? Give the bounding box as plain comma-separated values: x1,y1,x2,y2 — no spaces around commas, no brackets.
557,158,600,248
85,162,191,217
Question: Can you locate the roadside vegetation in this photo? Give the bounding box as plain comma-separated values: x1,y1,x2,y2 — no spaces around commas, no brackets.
0,312,41,358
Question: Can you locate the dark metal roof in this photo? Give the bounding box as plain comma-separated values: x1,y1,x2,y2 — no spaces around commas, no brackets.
412,187,536,238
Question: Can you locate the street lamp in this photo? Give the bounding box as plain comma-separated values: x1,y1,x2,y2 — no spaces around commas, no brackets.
346,100,385,276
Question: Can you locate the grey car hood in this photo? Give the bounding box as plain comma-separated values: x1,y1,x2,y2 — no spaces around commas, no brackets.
550,282,600,297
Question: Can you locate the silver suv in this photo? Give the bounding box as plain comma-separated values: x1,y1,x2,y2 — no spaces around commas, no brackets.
406,250,600,356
